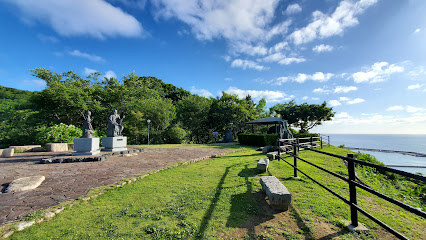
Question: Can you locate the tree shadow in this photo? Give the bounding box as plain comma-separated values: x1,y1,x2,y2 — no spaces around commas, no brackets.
226,165,275,239
196,166,230,238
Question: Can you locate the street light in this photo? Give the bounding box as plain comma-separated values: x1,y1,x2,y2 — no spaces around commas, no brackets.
147,119,151,145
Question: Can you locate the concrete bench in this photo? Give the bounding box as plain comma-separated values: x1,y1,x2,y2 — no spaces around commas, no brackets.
257,158,269,172
260,176,292,210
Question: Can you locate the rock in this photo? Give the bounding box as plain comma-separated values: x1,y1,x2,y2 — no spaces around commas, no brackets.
1,148,14,157
16,221,35,231
262,145,272,153
43,211,55,219
1,230,14,238
46,143,69,152
257,158,269,172
55,207,65,214
5,176,45,193
260,176,291,211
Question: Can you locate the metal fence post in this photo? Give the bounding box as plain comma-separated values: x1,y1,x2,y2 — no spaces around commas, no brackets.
293,145,298,178
347,153,358,227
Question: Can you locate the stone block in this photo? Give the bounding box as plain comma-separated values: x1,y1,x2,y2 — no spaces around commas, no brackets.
46,143,69,152
102,136,127,152
267,151,278,160
73,138,100,156
2,148,14,157
260,176,291,211
262,145,272,153
5,176,45,193
10,145,42,152
257,158,269,172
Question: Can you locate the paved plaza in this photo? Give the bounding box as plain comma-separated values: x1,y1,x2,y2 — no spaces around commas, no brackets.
0,147,234,226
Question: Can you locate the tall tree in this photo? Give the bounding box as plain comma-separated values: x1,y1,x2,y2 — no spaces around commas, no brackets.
270,100,334,133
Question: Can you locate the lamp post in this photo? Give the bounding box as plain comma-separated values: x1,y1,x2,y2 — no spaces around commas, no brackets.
147,119,151,145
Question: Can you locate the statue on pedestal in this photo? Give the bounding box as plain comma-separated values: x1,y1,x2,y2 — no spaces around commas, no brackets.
82,110,94,138
107,110,125,137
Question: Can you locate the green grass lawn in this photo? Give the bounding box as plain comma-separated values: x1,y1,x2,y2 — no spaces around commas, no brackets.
4,145,425,239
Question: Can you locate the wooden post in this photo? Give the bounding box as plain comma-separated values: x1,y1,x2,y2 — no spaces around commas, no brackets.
297,138,300,152
293,145,297,178
310,136,313,148
347,153,358,227
321,136,323,149
328,136,330,146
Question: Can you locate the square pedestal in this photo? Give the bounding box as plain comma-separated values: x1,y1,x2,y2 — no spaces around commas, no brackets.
73,138,100,156
102,136,127,152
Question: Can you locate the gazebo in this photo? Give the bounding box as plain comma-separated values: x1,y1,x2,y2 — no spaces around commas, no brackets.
245,117,293,139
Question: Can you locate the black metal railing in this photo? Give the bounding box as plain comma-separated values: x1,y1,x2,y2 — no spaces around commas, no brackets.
276,140,426,240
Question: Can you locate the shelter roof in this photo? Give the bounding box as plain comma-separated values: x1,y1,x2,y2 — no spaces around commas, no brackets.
245,117,285,125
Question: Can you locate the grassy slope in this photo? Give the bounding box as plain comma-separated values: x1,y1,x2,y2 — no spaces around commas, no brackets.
5,145,425,239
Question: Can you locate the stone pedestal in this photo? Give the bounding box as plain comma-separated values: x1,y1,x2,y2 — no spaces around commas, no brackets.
102,136,127,152
73,138,100,156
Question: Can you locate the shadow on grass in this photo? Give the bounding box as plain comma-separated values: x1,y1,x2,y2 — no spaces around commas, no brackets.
290,206,315,239
196,166,231,238
226,165,274,239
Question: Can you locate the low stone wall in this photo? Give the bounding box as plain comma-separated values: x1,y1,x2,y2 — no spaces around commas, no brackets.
40,148,144,164
10,145,43,152
46,143,69,152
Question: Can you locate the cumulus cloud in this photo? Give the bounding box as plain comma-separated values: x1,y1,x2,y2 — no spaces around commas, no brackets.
84,67,97,76
285,3,302,15
190,86,214,98
333,86,357,93
352,62,404,83
231,42,267,56
225,86,292,103
408,84,423,90
152,0,288,44
386,105,404,111
5,0,144,39
269,41,289,53
231,59,266,71
104,70,117,79
329,100,341,107
313,87,330,94
312,44,334,53
69,50,105,62
288,0,377,45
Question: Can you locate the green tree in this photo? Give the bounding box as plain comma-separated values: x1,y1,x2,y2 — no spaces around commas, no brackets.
177,94,212,143
270,100,334,133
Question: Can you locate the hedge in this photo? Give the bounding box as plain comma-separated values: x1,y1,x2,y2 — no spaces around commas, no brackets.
238,134,277,147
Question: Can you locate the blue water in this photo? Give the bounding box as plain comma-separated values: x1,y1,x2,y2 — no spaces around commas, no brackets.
324,134,426,175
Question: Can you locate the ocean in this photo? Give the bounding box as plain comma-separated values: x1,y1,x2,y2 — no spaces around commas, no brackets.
324,134,426,175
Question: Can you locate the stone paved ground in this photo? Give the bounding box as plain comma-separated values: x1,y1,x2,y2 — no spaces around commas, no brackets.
0,147,234,226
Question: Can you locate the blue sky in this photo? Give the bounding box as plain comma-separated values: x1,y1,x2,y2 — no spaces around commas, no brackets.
1,0,425,134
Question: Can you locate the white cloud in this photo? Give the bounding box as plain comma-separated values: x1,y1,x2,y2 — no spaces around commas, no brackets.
339,97,350,101
329,100,342,107
302,96,309,100
223,55,231,62
312,44,334,53
406,105,425,113
285,3,302,15
231,59,266,71
5,0,143,39
346,98,365,104
386,105,404,111
352,62,404,83
231,42,267,56
69,50,105,62
269,41,289,53
22,79,46,88
288,0,377,45
408,84,423,90
313,87,330,94
152,0,287,44
84,67,97,76
278,57,306,65
104,70,117,79
269,72,334,85
414,28,421,34
190,86,214,98
225,86,291,103
333,86,357,93
224,77,232,81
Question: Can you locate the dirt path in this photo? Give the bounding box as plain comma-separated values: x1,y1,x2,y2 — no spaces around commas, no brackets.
0,147,234,226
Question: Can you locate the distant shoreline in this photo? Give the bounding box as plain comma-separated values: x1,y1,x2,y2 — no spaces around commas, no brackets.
345,147,426,158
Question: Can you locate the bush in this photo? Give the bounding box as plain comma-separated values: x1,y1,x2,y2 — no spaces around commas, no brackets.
238,134,277,147
36,123,82,146
164,126,187,144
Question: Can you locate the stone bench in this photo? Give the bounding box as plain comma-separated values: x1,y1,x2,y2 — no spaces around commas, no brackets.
46,143,69,152
0,148,14,157
257,158,269,172
10,145,42,152
260,176,292,211
267,151,278,160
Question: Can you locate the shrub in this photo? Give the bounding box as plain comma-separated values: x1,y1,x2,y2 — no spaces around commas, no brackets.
36,123,82,146
164,126,187,144
238,134,277,147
